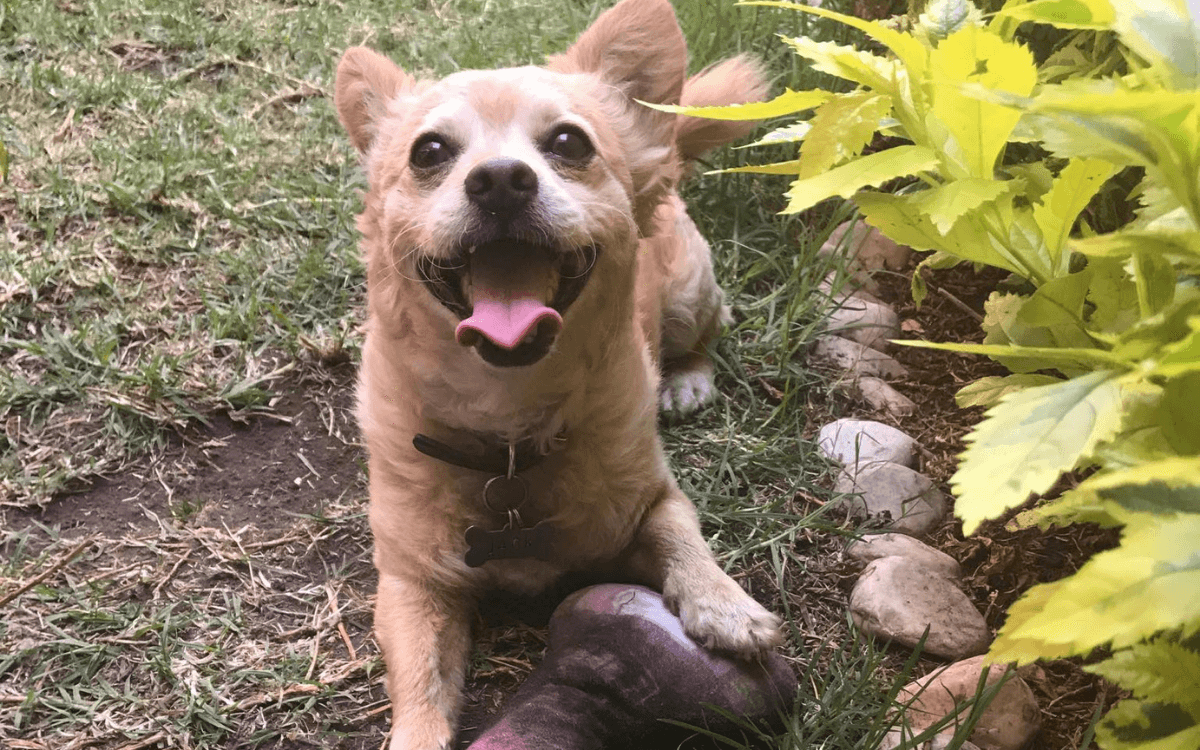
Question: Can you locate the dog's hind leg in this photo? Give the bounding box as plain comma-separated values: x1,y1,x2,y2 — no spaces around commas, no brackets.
655,195,731,414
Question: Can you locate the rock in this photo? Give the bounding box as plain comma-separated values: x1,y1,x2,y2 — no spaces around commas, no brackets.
930,736,982,750
820,272,886,306
846,533,962,579
878,729,982,750
855,376,917,417
898,656,1042,750
834,463,948,537
819,220,912,272
818,419,915,469
850,557,991,660
823,296,900,352
811,336,909,380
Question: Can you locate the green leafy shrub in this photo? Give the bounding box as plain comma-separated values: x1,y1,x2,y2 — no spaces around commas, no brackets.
664,0,1200,746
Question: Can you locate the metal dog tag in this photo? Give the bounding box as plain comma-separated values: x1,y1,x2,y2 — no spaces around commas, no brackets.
463,521,555,568
483,475,527,512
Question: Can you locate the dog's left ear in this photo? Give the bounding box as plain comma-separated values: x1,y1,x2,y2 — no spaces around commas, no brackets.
550,0,686,225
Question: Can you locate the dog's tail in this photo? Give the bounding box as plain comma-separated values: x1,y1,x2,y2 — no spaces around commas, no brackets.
674,55,769,164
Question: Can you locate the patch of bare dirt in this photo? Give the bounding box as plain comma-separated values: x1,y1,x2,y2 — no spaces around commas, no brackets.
2,364,580,749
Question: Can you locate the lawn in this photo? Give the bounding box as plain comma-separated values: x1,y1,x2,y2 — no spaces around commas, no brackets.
0,1,934,748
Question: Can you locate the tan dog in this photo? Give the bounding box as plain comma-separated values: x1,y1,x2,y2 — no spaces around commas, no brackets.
333,1,779,747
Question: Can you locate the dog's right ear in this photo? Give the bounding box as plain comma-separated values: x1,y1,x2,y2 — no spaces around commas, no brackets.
334,47,413,154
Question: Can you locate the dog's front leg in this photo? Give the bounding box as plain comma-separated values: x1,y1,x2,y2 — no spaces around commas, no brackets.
622,486,783,658
375,573,472,750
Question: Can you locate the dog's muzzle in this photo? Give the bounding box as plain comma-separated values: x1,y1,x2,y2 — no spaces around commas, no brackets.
417,239,597,367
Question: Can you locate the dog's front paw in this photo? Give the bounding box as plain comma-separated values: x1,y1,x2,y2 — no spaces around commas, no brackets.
659,369,716,414
666,576,783,659
388,721,452,750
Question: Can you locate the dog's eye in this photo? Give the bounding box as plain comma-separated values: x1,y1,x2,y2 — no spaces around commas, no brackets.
411,135,456,170
545,126,594,163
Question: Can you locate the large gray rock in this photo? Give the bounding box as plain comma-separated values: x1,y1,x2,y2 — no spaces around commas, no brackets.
819,220,912,272
834,463,948,537
850,557,991,660
855,376,917,417
823,296,900,352
878,730,982,750
811,336,909,380
846,533,962,580
898,656,1042,750
820,271,886,306
818,419,916,470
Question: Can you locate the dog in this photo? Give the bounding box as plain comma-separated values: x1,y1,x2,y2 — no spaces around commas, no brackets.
333,1,780,747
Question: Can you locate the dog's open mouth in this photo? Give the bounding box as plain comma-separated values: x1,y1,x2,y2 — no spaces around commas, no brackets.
417,239,597,367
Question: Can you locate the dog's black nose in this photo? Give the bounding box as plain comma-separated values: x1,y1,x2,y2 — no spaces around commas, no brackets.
464,158,538,215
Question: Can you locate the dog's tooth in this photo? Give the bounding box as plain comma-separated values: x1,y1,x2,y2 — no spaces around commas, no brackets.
468,245,477,254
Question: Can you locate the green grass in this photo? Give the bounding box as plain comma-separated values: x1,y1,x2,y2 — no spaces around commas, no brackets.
0,0,952,748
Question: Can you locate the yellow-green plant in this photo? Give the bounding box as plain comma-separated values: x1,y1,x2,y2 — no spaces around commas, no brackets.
663,0,1200,746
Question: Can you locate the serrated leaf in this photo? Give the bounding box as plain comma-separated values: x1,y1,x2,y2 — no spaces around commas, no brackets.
1027,85,1199,219
781,145,939,214
781,37,900,93
745,1,930,81
989,510,1200,660
1033,157,1118,271
798,93,892,179
982,291,1056,373
1133,250,1178,317
981,285,1095,373
713,160,803,175
1155,318,1200,378
1095,698,1200,750
951,370,1125,533
1073,231,1200,264
1016,268,1096,349
855,191,1021,273
1019,270,1092,329
742,121,812,147
993,0,1116,30
1032,87,1198,119
1005,207,1057,285
1010,486,1126,529
896,338,1131,368
930,24,1038,177
1086,456,1200,492
1109,0,1200,83
1147,207,1200,234
856,191,953,252
1133,184,1188,230
1089,636,1200,708
648,88,833,120
911,178,1016,234
1088,256,1141,334
919,0,985,41
1160,371,1200,452
1004,161,1055,201
955,374,1064,408
1112,294,1200,363
1016,399,1200,525
1099,483,1200,515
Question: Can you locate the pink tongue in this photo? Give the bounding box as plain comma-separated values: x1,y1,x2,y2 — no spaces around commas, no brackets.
456,290,562,350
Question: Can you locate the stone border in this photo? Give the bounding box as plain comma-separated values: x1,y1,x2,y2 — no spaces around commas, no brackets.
811,221,1040,750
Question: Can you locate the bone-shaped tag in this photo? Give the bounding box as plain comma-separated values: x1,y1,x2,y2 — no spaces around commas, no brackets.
464,521,554,568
